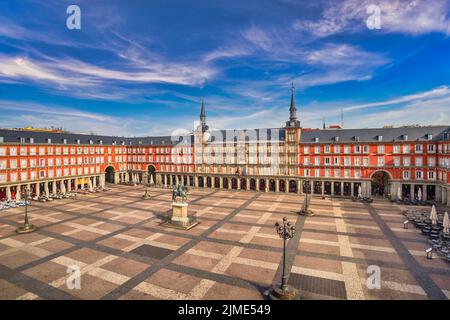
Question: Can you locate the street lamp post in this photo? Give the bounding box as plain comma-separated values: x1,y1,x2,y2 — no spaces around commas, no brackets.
16,188,36,234
269,216,297,300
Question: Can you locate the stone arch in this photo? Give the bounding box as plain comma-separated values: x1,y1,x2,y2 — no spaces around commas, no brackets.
105,166,115,183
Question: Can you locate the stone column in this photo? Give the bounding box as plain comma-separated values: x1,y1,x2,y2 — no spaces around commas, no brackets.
228,179,232,190
331,182,334,197
435,185,441,201
6,186,11,201
298,180,302,194
285,179,289,193
340,182,344,196
256,178,259,192
410,183,415,200
219,177,223,189
321,181,325,196
275,179,279,193
52,181,57,194
36,183,40,196
246,178,250,191
194,176,198,188
44,181,49,196
447,188,450,207
237,178,241,189
443,187,447,205
351,182,354,197
93,176,97,188
422,185,427,201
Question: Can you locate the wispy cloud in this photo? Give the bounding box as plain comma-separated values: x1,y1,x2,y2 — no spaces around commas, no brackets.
293,0,450,37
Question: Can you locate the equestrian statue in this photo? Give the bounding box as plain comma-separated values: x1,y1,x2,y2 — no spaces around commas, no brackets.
172,184,188,203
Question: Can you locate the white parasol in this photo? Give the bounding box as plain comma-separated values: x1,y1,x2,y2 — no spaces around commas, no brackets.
417,187,422,201
443,211,449,234
430,205,438,225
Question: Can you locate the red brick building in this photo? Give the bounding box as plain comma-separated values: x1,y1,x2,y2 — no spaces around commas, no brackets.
0,89,449,205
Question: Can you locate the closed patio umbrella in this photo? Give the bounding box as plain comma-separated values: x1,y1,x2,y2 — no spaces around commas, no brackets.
358,185,362,198
150,174,154,185
443,212,449,234
430,205,438,225
417,188,422,201
397,186,402,200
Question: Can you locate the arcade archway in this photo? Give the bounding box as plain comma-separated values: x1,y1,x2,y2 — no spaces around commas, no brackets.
371,170,391,197
105,166,115,183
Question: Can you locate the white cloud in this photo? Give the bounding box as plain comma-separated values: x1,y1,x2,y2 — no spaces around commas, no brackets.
293,0,450,37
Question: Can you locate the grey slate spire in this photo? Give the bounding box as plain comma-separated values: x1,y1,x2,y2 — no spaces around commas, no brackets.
199,97,209,132
286,82,300,128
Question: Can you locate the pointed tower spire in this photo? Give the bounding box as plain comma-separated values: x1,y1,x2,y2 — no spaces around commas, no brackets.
289,82,296,121
323,118,326,129
286,82,300,128
199,97,208,132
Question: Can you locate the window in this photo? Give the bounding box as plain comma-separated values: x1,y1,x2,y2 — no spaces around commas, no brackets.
415,157,423,167
324,145,330,153
428,171,435,180
0,147,5,156
363,157,369,166
393,157,400,167
333,145,340,153
10,147,17,156
403,170,410,180
403,157,410,167
377,145,385,154
314,146,320,154
427,144,436,153
324,157,331,165
393,145,400,153
403,145,410,154
354,157,361,166
354,145,361,153
428,157,436,167
377,157,385,167
415,144,423,153
363,145,370,153
303,146,309,154
415,171,422,180
344,146,350,154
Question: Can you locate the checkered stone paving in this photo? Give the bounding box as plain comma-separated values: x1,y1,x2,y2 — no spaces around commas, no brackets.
0,184,449,300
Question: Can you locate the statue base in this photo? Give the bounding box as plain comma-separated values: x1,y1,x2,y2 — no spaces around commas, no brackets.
267,285,298,300
161,202,199,230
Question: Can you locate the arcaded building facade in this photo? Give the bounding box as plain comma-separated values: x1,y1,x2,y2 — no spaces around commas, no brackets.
0,90,449,205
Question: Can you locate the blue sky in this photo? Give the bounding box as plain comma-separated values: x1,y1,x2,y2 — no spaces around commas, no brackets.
0,0,449,136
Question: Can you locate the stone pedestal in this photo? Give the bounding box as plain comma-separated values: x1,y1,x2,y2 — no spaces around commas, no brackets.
161,202,199,230
171,202,189,224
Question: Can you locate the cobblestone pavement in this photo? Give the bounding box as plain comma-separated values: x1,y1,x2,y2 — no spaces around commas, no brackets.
0,184,449,300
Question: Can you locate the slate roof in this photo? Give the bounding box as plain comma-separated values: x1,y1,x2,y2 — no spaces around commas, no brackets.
300,126,450,143
0,125,449,145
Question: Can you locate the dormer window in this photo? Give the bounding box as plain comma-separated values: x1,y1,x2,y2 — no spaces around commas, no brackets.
334,136,339,142
112,141,116,145
98,140,103,145
47,138,52,144
403,134,408,141
427,134,433,140
354,136,360,142
62,139,67,144
121,141,125,146
377,135,383,142
0,137,3,143
314,137,319,142
89,139,93,145
29,138,34,143
20,137,25,143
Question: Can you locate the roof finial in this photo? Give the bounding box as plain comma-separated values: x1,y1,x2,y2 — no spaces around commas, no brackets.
323,117,326,129
286,82,300,128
